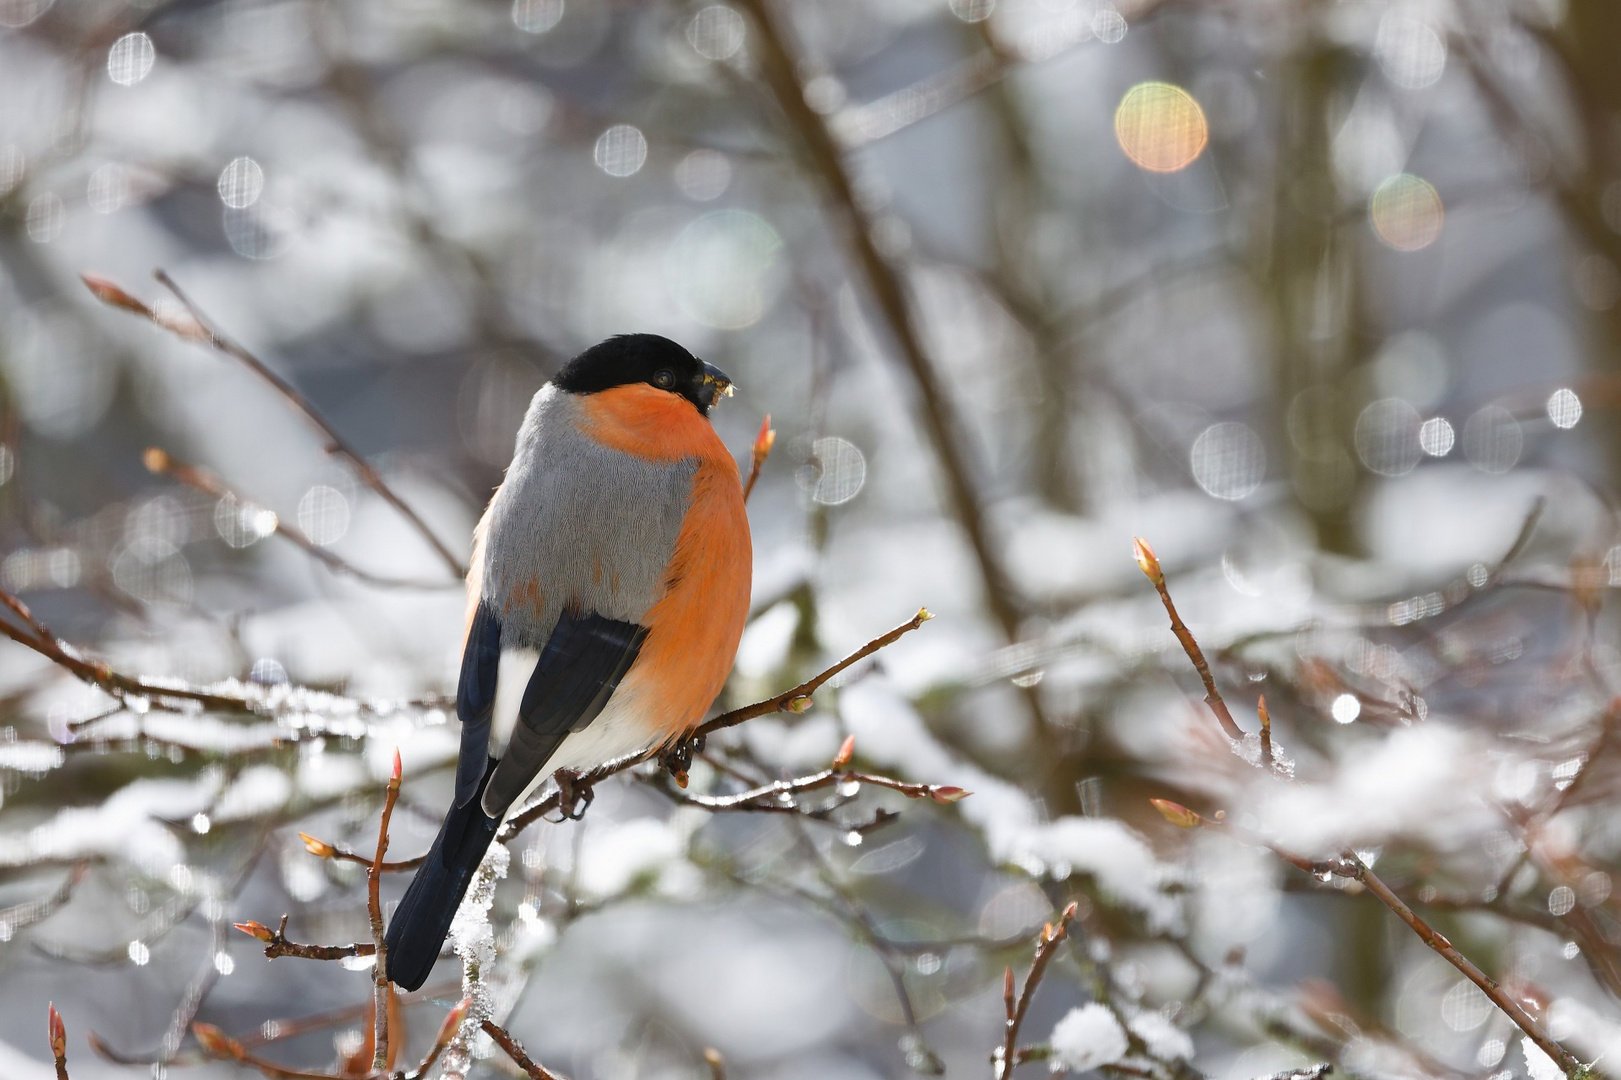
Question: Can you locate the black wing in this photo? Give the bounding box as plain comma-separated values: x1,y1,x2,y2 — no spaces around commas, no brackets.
453,599,504,808
480,609,648,816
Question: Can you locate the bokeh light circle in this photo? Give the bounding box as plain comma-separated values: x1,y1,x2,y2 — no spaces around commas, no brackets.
1462,406,1522,474
594,124,647,177
949,0,995,22
1547,387,1582,429
218,156,264,209
1190,422,1264,500
512,0,564,33
1375,13,1446,90
796,436,867,506
1418,417,1454,457
687,5,744,61
1370,174,1444,251
666,210,783,329
1354,398,1422,476
107,32,155,86
1114,83,1208,173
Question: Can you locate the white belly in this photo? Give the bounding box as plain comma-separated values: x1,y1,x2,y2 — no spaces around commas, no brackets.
489,648,660,820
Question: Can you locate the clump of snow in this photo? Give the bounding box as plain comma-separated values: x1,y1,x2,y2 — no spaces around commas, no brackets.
0,741,63,773
841,677,1180,928
211,765,292,821
141,714,282,752
733,599,800,680
366,717,457,780
296,751,368,800
575,817,690,901
1127,1010,1193,1061
1253,723,1495,854
443,842,512,1080
1049,1003,1128,1073
1522,1038,1562,1080
0,774,221,876
1003,818,1181,932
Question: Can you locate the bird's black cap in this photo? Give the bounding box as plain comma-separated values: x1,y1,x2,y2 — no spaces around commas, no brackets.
553,334,732,415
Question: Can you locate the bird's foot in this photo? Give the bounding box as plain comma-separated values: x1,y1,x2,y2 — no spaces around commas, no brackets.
551,768,595,821
660,733,706,788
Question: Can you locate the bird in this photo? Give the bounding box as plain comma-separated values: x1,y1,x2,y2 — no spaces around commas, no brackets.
384,333,752,991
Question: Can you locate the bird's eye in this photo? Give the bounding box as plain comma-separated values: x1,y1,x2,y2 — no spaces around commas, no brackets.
652,369,676,390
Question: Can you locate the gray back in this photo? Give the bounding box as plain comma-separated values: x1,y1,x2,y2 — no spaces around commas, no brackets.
480,386,697,648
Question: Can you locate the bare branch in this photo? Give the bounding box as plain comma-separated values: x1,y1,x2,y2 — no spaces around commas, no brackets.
142,448,452,590
81,270,466,579
500,609,933,839
481,1020,570,1080
0,586,252,712
997,903,1078,1078
1132,537,1245,741
370,749,402,1072
234,917,376,962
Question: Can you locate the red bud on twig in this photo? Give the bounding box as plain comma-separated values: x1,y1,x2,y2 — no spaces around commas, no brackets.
1149,798,1203,828
930,786,971,804
784,695,813,714
434,998,471,1046
390,747,403,785
298,833,336,859
48,1003,66,1058
193,1023,247,1062
753,415,776,462
80,273,152,317
1133,536,1163,586
832,735,856,769
233,920,275,943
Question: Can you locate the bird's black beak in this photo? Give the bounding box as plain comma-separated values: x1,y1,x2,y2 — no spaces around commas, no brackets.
694,361,734,413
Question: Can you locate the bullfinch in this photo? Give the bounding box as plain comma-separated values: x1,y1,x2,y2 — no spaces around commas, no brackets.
384,334,752,991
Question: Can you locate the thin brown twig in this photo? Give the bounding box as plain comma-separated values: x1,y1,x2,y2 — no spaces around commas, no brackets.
730,0,1024,642
1151,811,1588,1074
297,831,423,873
498,608,933,840
481,1020,570,1080
193,1023,346,1080
80,271,465,579
142,448,451,590
1345,853,1584,1077
1132,538,1245,741
695,608,932,738
998,902,1079,1078
1257,695,1274,771
0,586,252,712
234,917,376,961
1139,534,1593,1078
370,750,402,1072
663,764,968,813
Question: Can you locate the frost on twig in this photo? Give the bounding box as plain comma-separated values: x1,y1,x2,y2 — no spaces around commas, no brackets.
440,842,512,1080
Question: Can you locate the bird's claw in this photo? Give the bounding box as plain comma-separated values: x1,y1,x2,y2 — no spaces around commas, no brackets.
550,768,595,821
661,733,706,789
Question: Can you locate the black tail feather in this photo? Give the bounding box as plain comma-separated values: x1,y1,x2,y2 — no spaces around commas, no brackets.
384,771,500,992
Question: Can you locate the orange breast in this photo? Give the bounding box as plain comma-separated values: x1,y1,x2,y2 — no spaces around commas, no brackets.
579,385,753,742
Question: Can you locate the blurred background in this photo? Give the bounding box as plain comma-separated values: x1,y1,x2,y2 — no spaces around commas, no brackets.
3,0,1621,1076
